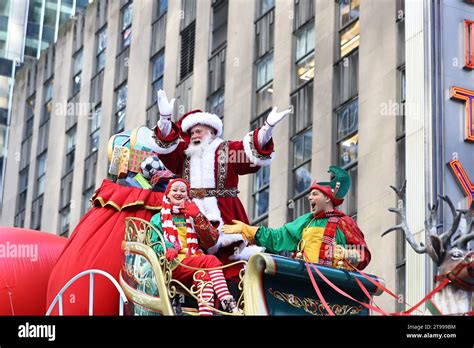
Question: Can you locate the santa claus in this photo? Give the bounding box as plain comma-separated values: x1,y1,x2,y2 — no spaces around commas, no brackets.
151,90,291,270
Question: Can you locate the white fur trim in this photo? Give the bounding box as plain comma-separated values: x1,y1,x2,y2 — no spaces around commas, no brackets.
217,231,243,247
229,244,265,261
153,140,179,155
181,112,223,137
243,131,274,167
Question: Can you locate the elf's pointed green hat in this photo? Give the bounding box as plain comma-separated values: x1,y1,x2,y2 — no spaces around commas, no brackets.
310,166,351,206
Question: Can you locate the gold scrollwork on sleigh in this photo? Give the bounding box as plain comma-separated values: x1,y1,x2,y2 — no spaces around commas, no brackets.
123,217,247,315
268,288,363,316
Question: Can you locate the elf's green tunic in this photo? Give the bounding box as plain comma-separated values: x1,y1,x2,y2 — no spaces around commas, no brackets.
255,213,347,264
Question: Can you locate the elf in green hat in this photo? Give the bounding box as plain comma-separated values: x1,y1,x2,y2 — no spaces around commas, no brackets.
222,166,371,270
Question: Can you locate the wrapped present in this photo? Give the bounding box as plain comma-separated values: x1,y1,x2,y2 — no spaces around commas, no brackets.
118,147,130,178
109,146,126,176
134,173,152,189
129,148,155,173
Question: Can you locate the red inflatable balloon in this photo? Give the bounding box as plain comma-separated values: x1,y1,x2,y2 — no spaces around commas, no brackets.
0,227,67,315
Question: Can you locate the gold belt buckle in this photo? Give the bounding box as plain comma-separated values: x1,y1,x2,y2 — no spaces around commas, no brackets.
192,188,207,199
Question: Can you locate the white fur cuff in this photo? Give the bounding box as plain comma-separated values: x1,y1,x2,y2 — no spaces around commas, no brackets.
243,132,274,167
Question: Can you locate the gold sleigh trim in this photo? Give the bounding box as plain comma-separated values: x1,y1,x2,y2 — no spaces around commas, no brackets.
123,217,246,316
93,196,162,212
268,288,363,316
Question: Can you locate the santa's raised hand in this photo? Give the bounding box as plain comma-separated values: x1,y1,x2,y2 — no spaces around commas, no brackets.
265,106,292,127
157,89,175,120
258,106,293,146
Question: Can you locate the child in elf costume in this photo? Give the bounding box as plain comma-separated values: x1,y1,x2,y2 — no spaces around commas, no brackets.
223,166,371,270
149,178,239,315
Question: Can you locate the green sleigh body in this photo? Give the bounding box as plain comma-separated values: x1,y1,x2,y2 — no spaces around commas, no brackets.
119,217,383,316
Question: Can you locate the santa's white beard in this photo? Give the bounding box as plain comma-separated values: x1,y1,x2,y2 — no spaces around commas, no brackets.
185,134,213,158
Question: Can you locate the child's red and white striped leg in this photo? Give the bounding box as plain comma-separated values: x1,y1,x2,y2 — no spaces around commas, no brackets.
197,281,214,316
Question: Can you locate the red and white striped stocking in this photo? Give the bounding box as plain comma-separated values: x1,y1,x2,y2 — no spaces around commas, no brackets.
197,281,215,316
208,269,232,301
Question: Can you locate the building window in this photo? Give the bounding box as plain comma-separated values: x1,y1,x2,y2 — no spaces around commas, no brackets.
208,90,225,119
290,129,312,206
59,206,71,236
65,127,76,173
335,1,359,217
150,51,165,105
90,105,101,153
42,80,53,123
257,0,275,18
210,0,228,54
179,21,196,80
36,152,47,197
338,0,359,57
15,166,29,227
249,115,270,225
339,0,359,28
208,46,226,119
59,171,73,236
252,166,270,225
30,195,44,230
96,0,109,28
72,49,83,95
336,98,358,167
96,27,107,73
83,151,98,216
295,21,315,87
83,186,95,215
339,166,357,218
155,0,168,19
120,2,133,50
115,83,127,133
256,53,273,115
255,8,274,60
335,49,358,106
25,97,35,138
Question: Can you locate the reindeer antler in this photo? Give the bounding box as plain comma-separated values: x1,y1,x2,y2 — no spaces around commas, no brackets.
453,202,474,248
382,180,427,254
437,195,463,245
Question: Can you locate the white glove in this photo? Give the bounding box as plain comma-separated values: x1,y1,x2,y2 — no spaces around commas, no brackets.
157,89,175,119
265,106,292,127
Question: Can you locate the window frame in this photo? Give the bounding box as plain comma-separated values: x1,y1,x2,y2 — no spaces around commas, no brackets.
71,48,83,96
150,50,165,106
120,2,133,51
114,83,128,133
64,126,77,174
42,79,54,124
35,151,47,198
255,52,274,117
95,26,107,74
250,113,271,225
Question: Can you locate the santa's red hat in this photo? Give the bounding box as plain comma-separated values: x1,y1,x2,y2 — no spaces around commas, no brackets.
178,110,223,137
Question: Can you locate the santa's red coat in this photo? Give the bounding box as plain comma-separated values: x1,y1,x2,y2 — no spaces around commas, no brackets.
154,124,275,278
